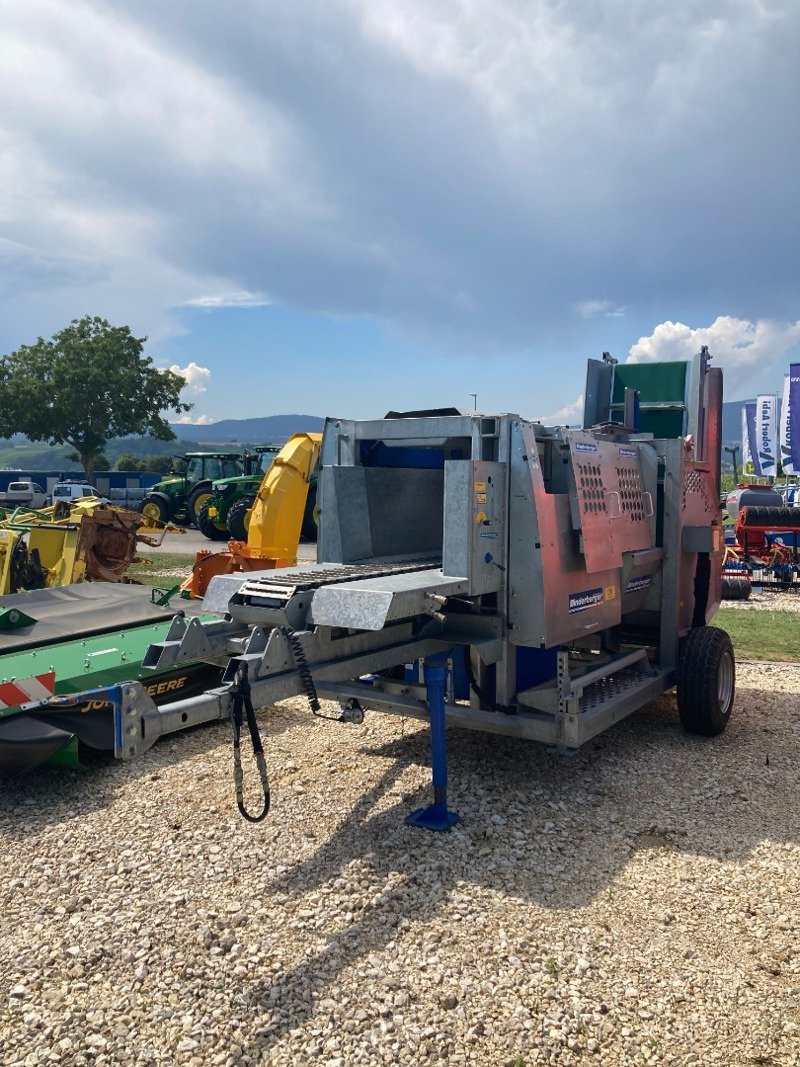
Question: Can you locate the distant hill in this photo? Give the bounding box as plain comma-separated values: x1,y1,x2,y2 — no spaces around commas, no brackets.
0,414,325,472
169,414,324,442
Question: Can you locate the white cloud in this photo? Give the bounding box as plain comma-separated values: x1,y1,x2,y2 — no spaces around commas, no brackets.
539,393,584,426
175,413,214,425
627,317,800,389
182,290,270,309
169,361,211,398
575,299,626,319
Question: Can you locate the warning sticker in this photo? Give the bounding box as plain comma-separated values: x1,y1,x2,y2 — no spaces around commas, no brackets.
568,588,604,613
474,481,486,491
604,586,616,600
477,493,487,503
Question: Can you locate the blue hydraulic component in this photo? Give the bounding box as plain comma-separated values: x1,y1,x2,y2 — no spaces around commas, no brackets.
515,645,558,690
406,651,459,832
483,552,506,572
452,648,470,701
404,650,470,702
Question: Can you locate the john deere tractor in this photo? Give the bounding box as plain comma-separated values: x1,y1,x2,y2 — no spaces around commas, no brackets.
140,453,243,526
197,446,280,541
198,445,319,542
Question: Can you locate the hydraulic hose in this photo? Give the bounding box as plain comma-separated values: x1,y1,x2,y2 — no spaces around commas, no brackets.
279,626,342,721
229,665,270,823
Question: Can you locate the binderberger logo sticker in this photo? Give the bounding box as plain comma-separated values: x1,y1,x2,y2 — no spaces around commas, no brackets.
623,575,653,594
568,588,603,613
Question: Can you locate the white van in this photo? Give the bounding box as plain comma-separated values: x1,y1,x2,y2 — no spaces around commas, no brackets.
52,483,103,503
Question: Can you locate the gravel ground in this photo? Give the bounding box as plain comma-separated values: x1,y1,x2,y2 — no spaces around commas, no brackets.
723,588,800,612
2,664,800,1066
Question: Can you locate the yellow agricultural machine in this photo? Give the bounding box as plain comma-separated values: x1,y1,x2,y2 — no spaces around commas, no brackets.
0,497,176,595
180,432,322,598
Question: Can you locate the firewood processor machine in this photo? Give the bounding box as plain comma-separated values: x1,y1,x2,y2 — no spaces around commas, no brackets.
84,349,733,829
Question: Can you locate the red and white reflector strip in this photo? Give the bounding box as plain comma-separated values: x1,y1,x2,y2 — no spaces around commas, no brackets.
0,671,56,710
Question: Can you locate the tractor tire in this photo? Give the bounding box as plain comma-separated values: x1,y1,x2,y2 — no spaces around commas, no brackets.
676,625,735,737
301,483,318,542
227,496,254,542
721,575,751,601
188,484,214,526
197,502,229,541
141,496,170,524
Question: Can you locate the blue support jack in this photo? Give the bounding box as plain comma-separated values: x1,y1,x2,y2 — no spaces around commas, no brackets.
406,652,460,832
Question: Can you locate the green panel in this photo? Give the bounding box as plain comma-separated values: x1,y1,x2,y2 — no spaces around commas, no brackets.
611,361,688,403
611,407,687,438
610,360,688,438
43,736,81,770
0,620,171,716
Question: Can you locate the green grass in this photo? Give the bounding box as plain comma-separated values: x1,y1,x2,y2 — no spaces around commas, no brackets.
715,606,799,662
129,552,196,589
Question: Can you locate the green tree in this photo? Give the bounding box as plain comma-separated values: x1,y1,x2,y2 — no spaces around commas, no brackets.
143,453,175,474
116,452,174,474
0,316,191,482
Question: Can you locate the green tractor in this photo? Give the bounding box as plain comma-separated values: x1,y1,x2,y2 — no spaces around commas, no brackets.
198,445,319,543
140,452,244,526
197,446,279,541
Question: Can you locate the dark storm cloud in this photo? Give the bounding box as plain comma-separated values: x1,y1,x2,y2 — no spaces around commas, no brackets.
1,0,798,364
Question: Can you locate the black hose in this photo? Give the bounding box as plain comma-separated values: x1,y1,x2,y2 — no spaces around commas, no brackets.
229,665,270,823
279,626,341,721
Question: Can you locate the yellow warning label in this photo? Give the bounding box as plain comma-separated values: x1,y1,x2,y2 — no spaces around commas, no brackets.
604,586,616,601
474,481,486,491
475,510,488,524
477,493,487,503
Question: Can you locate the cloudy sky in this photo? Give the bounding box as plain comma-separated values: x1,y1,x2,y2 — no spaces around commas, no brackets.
1,1,798,424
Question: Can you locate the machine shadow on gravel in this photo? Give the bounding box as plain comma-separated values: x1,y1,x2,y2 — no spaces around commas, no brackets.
239,683,799,1058
0,706,308,838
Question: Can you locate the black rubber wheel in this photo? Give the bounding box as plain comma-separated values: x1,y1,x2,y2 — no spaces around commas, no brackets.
300,483,318,542
676,625,735,737
227,496,254,542
197,502,229,541
187,483,213,526
141,496,170,524
721,575,751,601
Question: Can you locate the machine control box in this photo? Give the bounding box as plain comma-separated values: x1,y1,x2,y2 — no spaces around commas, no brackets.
442,460,506,594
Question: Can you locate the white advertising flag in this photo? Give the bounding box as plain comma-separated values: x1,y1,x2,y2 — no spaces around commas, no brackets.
755,394,778,477
741,404,752,470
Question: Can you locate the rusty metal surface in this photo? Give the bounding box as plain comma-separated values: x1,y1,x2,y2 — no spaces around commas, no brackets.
75,509,141,582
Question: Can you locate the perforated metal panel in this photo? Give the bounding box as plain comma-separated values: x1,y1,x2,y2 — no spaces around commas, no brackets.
613,453,653,553
682,464,717,524
568,436,654,573
569,437,620,572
